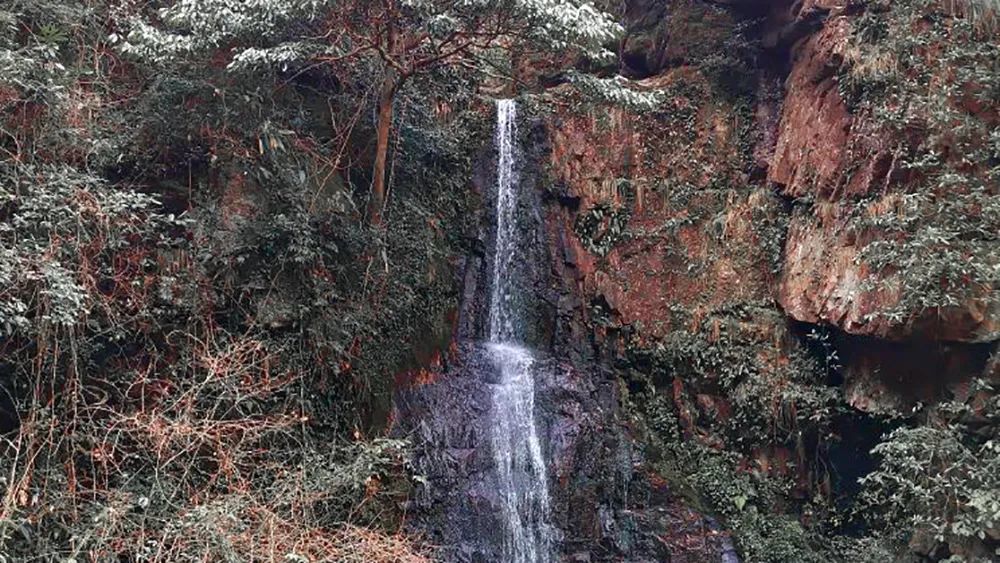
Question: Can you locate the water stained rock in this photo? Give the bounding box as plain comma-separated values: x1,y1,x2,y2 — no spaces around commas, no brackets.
394,340,739,562
392,100,738,562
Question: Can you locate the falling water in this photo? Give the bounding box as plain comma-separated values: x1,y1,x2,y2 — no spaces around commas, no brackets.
488,99,553,563
489,99,522,345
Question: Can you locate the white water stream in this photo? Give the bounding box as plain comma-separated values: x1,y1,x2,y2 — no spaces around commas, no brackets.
488,99,553,563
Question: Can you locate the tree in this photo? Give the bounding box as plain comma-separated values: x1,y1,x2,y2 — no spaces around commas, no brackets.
122,0,623,225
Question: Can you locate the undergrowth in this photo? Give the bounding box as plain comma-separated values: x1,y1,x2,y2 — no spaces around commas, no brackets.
0,1,482,559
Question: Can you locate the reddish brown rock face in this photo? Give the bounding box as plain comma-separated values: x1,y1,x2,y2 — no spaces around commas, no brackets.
537,0,999,425
767,15,893,338
780,201,1000,342
768,6,998,343
768,20,854,200
542,71,779,341
779,206,888,336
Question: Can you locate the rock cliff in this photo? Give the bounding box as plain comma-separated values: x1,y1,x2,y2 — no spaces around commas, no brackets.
394,1,998,560
521,0,999,560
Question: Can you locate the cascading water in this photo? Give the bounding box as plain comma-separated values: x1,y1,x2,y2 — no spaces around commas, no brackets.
394,99,742,563
489,99,522,345
488,99,553,563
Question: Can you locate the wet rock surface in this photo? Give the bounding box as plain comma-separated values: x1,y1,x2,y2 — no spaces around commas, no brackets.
391,102,738,561
393,342,738,562
396,1,1000,559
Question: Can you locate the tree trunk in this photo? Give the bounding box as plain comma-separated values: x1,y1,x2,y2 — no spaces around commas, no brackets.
369,78,397,226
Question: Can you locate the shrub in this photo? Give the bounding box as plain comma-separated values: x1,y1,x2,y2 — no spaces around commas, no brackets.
858,379,1000,558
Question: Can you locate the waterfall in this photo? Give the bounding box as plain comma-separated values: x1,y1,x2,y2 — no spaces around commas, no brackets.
488,99,553,563
489,99,521,344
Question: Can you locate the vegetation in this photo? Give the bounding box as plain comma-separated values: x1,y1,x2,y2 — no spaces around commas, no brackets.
574,201,630,257
0,0,478,558
0,0,631,559
838,0,1000,324
858,379,1000,558
121,0,622,224
1,0,998,561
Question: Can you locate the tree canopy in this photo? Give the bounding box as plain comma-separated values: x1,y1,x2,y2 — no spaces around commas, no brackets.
121,0,624,223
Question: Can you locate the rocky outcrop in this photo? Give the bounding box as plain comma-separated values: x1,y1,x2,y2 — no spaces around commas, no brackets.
394,342,738,562
767,9,922,340
535,0,998,558
767,2,999,343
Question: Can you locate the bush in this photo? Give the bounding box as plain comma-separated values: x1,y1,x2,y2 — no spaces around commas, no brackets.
858,379,1000,559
